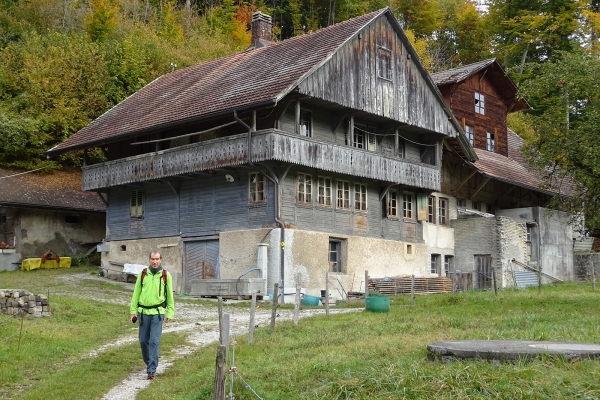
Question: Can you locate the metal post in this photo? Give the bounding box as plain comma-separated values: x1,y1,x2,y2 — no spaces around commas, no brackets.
248,292,257,344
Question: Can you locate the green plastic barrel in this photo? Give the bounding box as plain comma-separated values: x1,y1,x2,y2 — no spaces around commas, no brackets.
366,296,390,312
301,295,320,306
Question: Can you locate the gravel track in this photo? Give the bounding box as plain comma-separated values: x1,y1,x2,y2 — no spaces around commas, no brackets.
56,273,357,399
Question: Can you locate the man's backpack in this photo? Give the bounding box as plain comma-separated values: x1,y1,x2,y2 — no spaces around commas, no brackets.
138,268,169,310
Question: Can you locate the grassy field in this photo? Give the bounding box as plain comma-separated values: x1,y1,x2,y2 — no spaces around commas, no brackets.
1,267,600,399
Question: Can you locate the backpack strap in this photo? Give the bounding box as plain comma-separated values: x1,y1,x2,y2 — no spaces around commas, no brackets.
138,268,169,311
140,268,148,283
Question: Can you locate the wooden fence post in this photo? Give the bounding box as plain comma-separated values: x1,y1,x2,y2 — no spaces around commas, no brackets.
213,345,227,400
248,292,257,344
492,268,497,296
592,261,596,291
270,283,279,333
325,272,330,316
537,263,542,294
294,273,301,325
410,274,415,306
364,271,369,299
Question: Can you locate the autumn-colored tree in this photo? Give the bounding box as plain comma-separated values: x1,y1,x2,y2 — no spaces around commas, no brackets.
86,0,120,42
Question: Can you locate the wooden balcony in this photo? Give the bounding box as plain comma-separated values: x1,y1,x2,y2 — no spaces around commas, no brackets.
82,130,440,191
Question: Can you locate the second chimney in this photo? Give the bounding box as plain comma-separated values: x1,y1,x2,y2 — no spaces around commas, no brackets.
249,11,273,49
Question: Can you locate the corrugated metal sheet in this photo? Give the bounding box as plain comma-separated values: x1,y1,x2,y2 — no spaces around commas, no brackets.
185,240,219,293
514,271,538,288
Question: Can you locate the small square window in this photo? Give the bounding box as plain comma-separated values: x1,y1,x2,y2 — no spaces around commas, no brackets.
475,92,485,115
329,239,344,273
300,110,312,137
378,47,392,81
487,132,495,152
406,244,413,255
388,190,399,218
427,196,436,224
130,189,144,218
317,176,332,207
297,173,313,204
336,180,350,210
431,254,440,274
354,183,367,212
465,125,474,145
438,198,448,225
403,192,414,219
249,172,266,203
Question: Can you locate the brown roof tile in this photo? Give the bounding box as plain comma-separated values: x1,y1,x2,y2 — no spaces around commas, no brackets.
472,129,575,197
0,168,106,212
47,9,388,155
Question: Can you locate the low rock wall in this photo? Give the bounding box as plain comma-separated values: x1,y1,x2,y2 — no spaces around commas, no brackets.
0,289,51,317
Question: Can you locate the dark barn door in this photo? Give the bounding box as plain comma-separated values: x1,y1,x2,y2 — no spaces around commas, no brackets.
184,240,219,293
475,255,492,290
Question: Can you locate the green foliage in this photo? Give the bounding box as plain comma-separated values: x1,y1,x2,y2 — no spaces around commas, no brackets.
85,0,119,42
519,49,600,228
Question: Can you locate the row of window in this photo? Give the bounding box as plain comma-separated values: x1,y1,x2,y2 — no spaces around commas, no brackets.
465,125,495,152
297,173,367,211
431,254,453,275
427,196,448,226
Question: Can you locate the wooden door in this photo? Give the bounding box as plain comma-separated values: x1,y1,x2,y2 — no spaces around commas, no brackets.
184,240,219,293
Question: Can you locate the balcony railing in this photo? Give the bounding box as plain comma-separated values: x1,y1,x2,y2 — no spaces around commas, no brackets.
82,130,440,191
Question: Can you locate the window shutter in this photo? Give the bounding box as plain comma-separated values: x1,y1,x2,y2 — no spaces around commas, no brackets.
367,132,376,151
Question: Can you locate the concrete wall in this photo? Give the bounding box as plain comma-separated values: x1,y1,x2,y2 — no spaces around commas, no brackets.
17,209,105,258
537,208,573,281
573,253,600,282
219,228,427,298
496,217,528,287
99,237,182,293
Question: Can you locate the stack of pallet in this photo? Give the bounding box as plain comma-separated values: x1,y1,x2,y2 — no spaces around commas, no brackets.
368,276,453,295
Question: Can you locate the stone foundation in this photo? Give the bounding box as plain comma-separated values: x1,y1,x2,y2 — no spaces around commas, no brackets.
0,289,51,317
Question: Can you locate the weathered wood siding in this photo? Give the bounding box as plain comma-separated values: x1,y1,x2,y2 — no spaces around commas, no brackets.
106,171,274,241
439,74,508,156
107,184,179,240
280,167,421,241
83,130,440,191
296,14,457,137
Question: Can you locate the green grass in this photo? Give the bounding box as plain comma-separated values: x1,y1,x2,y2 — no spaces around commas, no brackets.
2,268,600,399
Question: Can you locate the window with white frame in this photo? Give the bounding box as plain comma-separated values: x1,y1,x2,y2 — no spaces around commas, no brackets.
444,255,453,276
130,189,144,218
378,47,392,81
427,196,436,223
354,183,367,212
297,173,312,204
329,239,344,272
317,176,332,207
398,138,405,158
336,180,350,210
353,123,376,151
465,125,474,145
487,132,495,152
431,254,440,274
403,192,414,219
438,197,448,225
249,172,266,203
300,110,312,137
475,92,485,115
387,190,399,218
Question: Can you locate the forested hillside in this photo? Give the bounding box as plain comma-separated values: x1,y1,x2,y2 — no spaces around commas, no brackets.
1,0,600,226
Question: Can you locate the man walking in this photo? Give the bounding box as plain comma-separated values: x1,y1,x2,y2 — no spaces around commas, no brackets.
130,250,175,380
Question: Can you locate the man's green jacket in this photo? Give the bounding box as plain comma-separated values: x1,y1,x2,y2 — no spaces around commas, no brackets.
129,266,175,318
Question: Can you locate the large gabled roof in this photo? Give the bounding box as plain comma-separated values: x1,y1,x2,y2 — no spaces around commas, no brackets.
47,9,389,156
0,168,106,212
431,59,529,113
48,8,476,162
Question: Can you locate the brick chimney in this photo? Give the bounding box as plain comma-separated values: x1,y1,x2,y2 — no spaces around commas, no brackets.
248,11,273,50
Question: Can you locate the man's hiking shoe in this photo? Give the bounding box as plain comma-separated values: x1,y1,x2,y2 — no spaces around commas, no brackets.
147,375,155,380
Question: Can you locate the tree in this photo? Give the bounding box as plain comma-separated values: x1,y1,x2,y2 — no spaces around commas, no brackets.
85,0,119,42
518,50,600,229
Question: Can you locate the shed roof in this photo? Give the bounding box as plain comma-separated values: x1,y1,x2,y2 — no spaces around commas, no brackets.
0,168,106,212
470,129,574,197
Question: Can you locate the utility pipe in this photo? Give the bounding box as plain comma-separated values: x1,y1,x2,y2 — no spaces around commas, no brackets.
234,110,286,293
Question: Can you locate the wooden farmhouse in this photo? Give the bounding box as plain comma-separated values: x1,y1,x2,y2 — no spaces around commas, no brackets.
48,8,478,297
430,59,575,289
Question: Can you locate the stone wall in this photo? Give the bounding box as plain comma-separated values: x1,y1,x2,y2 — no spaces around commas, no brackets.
0,289,50,317
573,253,600,282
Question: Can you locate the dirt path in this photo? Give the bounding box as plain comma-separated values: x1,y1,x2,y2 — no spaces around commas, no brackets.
58,273,357,399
